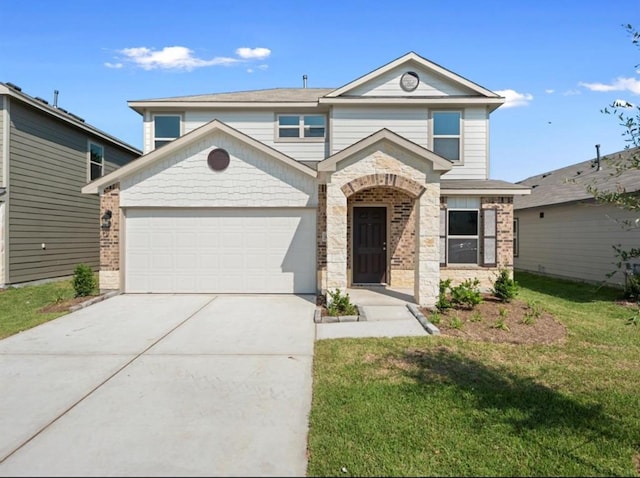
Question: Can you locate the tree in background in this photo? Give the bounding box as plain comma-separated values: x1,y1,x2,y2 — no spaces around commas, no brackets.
588,25,640,298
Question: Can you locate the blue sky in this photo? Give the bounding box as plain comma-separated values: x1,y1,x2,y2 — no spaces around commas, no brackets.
2,0,639,183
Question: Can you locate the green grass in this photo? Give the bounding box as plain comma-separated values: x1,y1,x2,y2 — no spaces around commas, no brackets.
308,271,640,477
0,279,76,339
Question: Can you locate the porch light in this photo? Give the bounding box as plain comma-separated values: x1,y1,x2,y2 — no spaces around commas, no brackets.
101,210,112,230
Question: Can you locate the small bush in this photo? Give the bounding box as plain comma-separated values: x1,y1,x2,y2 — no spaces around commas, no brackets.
449,278,483,310
624,274,640,301
436,279,453,311
326,288,357,316
72,264,97,297
492,269,519,302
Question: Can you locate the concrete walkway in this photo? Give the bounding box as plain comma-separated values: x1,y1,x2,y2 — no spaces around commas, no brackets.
315,286,430,340
0,294,316,477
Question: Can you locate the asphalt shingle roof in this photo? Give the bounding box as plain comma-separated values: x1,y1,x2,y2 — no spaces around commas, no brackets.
513,147,640,210
132,88,335,103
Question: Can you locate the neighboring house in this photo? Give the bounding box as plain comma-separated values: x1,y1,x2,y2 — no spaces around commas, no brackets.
82,52,530,306
0,82,141,288
514,146,640,288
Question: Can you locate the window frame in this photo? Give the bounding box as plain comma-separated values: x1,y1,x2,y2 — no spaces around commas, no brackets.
513,217,519,257
88,141,104,182
445,207,479,265
275,114,326,142
153,114,182,149
431,110,463,163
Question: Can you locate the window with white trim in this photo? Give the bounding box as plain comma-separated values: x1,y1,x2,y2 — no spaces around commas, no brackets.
276,114,325,141
433,111,461,161
89,141,104,181
447,209,479,264
153,115,181,148
440,198,497,267
513,218,519,257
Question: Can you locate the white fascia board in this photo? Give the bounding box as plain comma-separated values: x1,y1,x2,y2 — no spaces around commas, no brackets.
82,120,316,194
325,52,502,99
441,188,532,196
128,101,321,114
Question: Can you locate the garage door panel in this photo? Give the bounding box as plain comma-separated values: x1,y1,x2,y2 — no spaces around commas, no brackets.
125,209,316,293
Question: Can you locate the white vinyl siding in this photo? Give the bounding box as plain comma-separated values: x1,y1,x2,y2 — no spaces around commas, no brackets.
124,208,316,293
348,65,475,97
121,131,317,209
331,106,428,153
514,202,640,288
183,110,327,162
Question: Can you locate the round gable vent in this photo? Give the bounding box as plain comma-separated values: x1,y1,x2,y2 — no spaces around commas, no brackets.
207,148,230,171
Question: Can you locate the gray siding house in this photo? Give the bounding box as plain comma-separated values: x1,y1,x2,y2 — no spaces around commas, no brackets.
0,82,141,288
514,146,640,288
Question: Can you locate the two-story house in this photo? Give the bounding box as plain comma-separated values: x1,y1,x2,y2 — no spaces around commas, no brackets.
1,82,141,288
82,52,529,306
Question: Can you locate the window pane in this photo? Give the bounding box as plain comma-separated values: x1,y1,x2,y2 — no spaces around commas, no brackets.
154,116,180,138
304,127,325,138
304,115,325,126
278,115,299,126
433,112,460,135
279,128,300,138
448,238,478,263
90,161,102,180
434,138,460,161
90,143,103,162
154,140,172,148
448,210,478,235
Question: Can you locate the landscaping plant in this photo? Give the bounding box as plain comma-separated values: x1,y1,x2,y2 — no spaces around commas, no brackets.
72,263,97,297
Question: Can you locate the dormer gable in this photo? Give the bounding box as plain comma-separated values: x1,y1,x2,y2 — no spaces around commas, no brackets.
320,52,504,111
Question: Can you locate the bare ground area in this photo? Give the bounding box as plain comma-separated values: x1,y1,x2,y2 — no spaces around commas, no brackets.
419,295,567,345
39,296,99,313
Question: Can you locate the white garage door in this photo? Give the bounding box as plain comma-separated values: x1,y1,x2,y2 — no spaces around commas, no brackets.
124,208,316,294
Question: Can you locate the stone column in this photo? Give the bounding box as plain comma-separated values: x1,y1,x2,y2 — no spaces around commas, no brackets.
325,182,348,291
414,184,440,307
99,183,121,291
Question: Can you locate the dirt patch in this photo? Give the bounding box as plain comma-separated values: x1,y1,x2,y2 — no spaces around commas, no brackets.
419,295,567,345
39,296,99,313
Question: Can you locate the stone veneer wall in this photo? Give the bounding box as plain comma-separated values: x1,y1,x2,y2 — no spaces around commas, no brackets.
99,183,120,290
324,145,441,306
347,187,415,287
0,203,4,286
316,184,327,292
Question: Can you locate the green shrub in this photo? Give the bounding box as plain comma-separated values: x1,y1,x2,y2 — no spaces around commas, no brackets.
72,264,97,297
624,273,640,301
436,279,453,311
449,278,483,310
492,269,519,302
326,288,357,316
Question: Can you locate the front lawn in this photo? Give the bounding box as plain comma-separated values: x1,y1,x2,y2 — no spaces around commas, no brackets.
307,272,640,477
0,279,78,339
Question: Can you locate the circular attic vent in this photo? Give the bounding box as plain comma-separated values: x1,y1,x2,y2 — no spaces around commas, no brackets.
207,148,230,171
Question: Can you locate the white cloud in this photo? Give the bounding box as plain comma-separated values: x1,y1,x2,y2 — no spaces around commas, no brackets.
117,46,240,71
494,89,533,108
562,89,581,96
579,77,640,95
236,47,271,60
109,46,272,71
545,89,555,94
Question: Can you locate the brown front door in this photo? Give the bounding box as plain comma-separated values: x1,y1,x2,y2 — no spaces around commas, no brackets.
353,207,387,284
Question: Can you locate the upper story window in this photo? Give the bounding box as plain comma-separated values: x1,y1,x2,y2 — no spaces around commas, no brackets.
89,141,104,181
276,114,325,141
433,111,461,161
154,115,181,148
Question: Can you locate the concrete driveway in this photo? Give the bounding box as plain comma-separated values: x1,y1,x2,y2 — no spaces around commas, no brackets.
0,294,317,477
